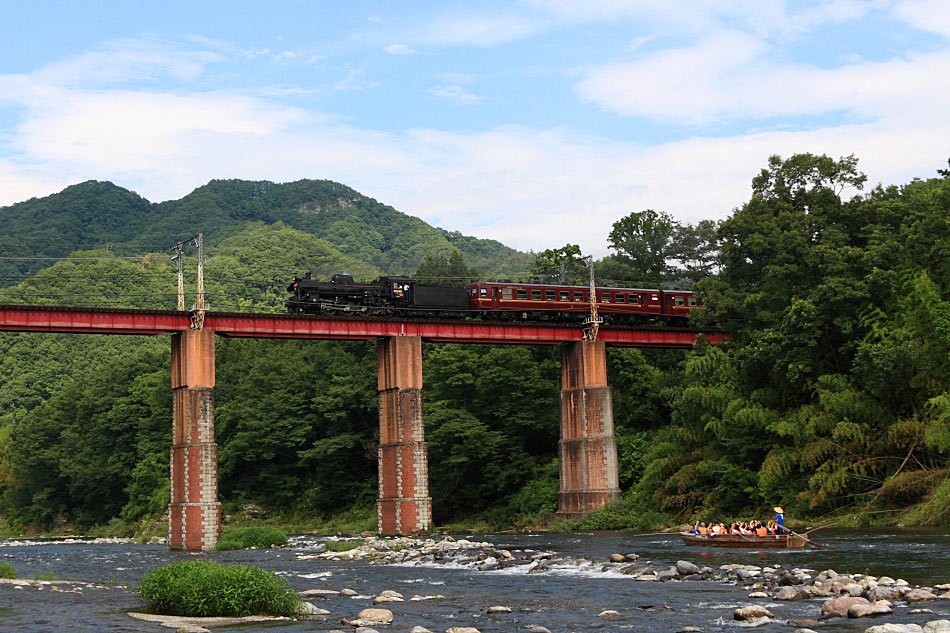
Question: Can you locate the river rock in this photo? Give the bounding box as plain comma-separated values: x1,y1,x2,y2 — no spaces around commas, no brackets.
352,608,393,626
905,589,938,603
409,628,434,633
849,600,893,617
656,567,679,581
609,553,626,563
734,605,773,621
868,586,901,601
677,628,702,633
822,596,870,617
340,588,358,597
794,629,819,633
619,564,646,575
599,610,621,617
296,601,330,616
527,627,552,633
446,628,480,633
865,625,923,633
776,586,809,601
355,628,379,633
924,622,950,633
748,592,769,598
636,574,657,581
624,553,640,561
676,560,700,575
486,606,511,614
742,616,772,628
300,589,340,598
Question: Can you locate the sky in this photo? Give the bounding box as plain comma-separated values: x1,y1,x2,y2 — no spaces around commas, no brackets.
0,0,948,256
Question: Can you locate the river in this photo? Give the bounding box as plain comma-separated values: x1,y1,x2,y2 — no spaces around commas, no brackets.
1,529,948,632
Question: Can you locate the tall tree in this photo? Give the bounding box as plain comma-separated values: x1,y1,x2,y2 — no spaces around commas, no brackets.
413,251,478,286
607,209,675,279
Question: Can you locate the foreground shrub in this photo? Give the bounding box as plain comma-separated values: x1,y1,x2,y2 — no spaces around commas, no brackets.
324,539,365,552
214,526,287,551
139,561,300,617
0,562,16,579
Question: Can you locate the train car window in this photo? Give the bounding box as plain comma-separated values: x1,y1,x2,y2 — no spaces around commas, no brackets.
574,292,584,301
517,289,527,299
674,296,684,306
471,288,477,296
480,288,488,297
502,288,513,299
615,294,625,303
560,291,570,301
545,290,556,300
601,293,611,303
688,296,697,306
531,289,542,300
629,294,640,304
651,294,659,302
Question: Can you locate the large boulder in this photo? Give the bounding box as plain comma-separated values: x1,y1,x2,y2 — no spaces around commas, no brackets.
924,621,950,633
905,589,938,603
848,600,893,618
775,586,809,601
296,601,331,616
352,609,393,626
865,625,923,633
656,567,679,582
734,606,773,621
676,560,700,575
822,596,870,617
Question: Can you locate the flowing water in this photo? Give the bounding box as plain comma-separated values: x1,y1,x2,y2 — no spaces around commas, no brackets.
1,529,948,633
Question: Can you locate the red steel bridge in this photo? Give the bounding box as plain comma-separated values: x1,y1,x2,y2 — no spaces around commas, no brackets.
0,303,725,550
0,304,726,347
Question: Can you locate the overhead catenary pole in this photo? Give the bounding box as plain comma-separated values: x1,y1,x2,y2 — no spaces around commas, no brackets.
582,255,602,342
169,241,186,311
192,233,205,330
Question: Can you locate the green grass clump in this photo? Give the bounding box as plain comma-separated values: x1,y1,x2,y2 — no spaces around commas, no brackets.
139,561,300,617
214,526,287,551
323,539,365,552
0,562,16,579
31,571,61,581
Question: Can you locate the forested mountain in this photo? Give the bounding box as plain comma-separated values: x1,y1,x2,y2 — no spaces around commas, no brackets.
0,157,947,535
0,179,531,280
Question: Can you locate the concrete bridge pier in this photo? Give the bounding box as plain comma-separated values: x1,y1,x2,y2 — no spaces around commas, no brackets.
169,329,220,551
377,336,432,535
556,341,621,520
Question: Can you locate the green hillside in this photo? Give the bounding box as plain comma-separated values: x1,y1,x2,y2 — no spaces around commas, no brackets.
0,179,531,282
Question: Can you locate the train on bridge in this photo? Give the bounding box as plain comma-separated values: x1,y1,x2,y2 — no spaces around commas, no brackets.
286,273,702,325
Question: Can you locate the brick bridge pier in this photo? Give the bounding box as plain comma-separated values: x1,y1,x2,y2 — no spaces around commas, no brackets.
167,335,620,551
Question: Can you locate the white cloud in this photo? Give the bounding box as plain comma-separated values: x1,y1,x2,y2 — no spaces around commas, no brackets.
426,85,485,105
893,0,950,36
575,31,950,124
384,43,417,55
421,13,542,46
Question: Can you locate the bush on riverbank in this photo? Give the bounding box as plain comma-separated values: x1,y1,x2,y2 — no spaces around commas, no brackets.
139,561,300,617
324,539,365,552
0,562,16,578
215,526,287,550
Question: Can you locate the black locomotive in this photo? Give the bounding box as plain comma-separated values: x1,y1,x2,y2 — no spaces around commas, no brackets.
286,273,470,318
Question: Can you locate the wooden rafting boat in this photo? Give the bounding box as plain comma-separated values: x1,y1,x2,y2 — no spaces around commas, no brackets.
680,532,810,548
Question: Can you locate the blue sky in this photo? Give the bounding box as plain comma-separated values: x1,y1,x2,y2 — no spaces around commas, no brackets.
1,1,948,255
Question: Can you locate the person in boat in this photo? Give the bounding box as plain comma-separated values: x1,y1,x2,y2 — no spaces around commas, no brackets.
774,507,786,533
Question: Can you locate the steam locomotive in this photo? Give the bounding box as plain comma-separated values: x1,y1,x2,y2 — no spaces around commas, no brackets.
286,273,700,325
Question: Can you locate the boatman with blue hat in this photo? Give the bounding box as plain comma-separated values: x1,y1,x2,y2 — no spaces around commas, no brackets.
774,506,785,533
